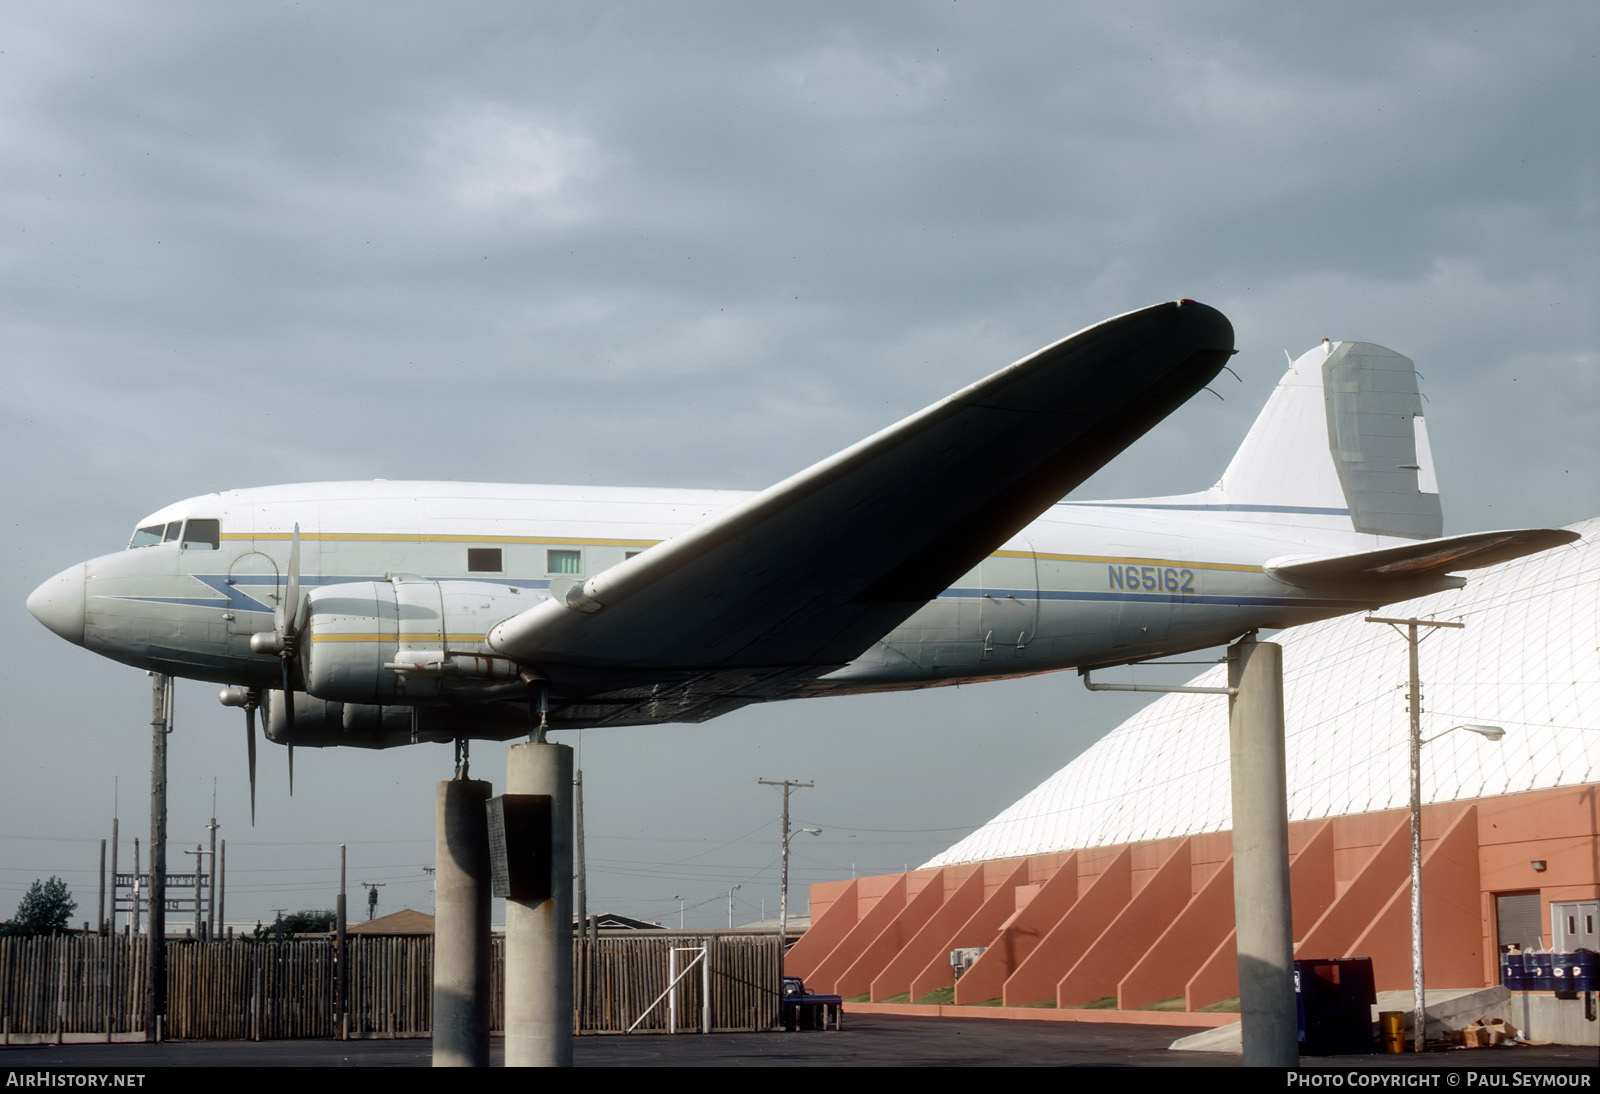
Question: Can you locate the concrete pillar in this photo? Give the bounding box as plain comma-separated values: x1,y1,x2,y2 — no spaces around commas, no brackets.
1228,637,1298,1067
504,743,573,1068
434,778,493,1067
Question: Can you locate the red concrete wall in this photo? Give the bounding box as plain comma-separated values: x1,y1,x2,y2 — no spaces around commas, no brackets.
871,865,991,1002
801,784,1599,1013
909,858,1033,1003
1053,840,1193,1007
955,853,1085,1005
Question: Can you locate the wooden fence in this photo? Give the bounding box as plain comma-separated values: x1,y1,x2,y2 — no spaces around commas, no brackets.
1,931,781,1041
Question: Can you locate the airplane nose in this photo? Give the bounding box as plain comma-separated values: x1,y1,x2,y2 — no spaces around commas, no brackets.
27,563,86,646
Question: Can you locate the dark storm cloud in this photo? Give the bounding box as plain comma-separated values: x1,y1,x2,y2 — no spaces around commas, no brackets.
2,1,1593,926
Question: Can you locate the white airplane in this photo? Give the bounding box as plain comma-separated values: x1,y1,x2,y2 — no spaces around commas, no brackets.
27,300,1574,805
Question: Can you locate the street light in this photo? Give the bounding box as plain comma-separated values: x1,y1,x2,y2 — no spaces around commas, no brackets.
1425,723,1504,743
780,827,822,950
1408,722,1504,1052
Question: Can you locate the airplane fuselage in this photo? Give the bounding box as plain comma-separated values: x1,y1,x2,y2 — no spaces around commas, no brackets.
29,309,1577,751
33,479,1424,731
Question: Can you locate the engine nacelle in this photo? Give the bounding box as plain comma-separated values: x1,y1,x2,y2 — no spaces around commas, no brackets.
300,578,535,705
261,691,532,749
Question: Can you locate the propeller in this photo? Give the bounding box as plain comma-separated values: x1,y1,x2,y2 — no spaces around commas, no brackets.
250,523,308,733
219,685,261,824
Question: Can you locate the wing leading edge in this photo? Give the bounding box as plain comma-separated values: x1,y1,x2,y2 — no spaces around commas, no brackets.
490,300,1235,715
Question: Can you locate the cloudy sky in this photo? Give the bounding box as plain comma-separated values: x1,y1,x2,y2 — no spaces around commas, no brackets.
3,2,1595,931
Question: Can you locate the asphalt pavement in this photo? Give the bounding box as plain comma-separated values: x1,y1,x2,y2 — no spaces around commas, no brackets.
2,1014,1594,1070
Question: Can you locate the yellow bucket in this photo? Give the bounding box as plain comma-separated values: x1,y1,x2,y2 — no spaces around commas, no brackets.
1378,1010,1406,1053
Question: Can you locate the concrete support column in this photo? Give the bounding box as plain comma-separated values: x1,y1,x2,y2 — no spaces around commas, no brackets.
1228,637,1298,1067
434,778,493,1067
504,743,573,1068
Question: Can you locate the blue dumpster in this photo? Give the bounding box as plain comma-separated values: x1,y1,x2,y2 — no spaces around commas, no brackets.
1294,958,1378,1056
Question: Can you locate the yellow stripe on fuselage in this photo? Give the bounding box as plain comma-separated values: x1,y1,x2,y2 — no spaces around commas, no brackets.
223,534,1260,575
990,549,1262,573
223,532,658,548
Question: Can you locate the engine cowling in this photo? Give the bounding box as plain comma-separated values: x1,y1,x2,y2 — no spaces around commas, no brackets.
260,691,533,749
299,577,535,705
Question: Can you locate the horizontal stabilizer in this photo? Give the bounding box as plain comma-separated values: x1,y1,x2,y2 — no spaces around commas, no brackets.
1266,528,1579,585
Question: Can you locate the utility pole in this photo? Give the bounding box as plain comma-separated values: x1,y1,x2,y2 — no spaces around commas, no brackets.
108,817,119,935
132,838,141,936
183,845,210,938
335,845,347,1038
727,884,741,929
147,672,172,1042
574,757,588,1032
758,778,814,953
1366,615,1465,1054
360,882,385,921
206,782,220,938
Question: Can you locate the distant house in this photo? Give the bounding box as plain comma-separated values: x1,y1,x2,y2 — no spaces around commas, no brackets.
345,908,435,937
589,913,663,931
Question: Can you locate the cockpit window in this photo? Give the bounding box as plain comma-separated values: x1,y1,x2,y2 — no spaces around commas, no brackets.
128,519,222,550
181,519,220,551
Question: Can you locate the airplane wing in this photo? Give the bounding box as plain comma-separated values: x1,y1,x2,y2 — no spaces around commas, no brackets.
489,300,1235,723
1266,528,1580,585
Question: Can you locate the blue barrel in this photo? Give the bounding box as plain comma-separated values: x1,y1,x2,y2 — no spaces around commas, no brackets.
1551,952,1596,992
1526,952,1558,991
1500,952,1530,991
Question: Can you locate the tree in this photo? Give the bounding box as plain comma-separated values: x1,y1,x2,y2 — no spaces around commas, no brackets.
273,909,337,938
5,877,77,936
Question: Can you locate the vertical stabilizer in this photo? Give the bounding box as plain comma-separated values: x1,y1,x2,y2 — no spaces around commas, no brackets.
1093,340,1442,541
1320,342,1441,539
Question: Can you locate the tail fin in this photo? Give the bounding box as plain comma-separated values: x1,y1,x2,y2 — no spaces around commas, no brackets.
1129,340,1442,540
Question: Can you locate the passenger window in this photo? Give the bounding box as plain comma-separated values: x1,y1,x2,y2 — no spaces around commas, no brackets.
181,519,220,551
546,549,582,575
467,548,502,573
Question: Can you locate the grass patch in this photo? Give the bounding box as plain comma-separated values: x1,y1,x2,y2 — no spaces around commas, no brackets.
970,997,1003,1007
880,992,910,1004
1197,997,1241,1013
1141,997,1188,1012
914,987,955,1005
844,993,870,1003
1017,998,1058,1009
1066,996,1120,1010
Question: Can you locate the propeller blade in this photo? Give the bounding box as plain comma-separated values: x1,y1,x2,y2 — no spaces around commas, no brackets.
285,523,303,634
281,661,296,734
287,743,295,797
246,704,258,826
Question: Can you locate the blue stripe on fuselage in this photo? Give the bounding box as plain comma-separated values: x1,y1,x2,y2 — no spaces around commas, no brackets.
100,574,553,613
940,586,1360,610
